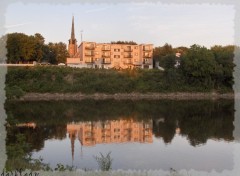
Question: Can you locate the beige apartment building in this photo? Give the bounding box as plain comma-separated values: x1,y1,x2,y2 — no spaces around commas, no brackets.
66,17,153,69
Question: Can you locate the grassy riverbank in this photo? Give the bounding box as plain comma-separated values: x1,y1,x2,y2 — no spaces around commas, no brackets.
5,66,233,99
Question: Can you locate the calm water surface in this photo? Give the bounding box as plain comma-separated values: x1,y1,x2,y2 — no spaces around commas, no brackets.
5,99,238,172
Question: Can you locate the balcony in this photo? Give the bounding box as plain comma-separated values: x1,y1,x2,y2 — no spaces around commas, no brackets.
102,46,111,51
85,45,95,50
124,48,133,52
85,58,94,63
103,58,111,64
102,53,110,58
143,52,152,58
124,59,132,64
85,52,95,56
124,55,133,58
143,46,151,51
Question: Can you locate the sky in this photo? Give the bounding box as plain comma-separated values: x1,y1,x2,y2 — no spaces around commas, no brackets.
3,2,235,48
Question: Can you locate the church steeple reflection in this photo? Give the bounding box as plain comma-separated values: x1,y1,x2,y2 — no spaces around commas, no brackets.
68,124,77,162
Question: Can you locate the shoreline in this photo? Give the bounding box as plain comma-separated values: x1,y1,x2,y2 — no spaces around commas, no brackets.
16,92,237,101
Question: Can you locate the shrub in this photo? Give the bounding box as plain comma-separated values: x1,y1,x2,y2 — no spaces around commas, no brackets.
5,85,25,99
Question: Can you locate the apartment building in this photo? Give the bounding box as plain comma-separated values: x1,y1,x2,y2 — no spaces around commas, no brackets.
66,17,153,69
76,42,153,69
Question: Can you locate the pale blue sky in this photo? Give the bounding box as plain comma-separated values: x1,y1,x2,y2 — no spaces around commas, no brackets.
4,2,235,48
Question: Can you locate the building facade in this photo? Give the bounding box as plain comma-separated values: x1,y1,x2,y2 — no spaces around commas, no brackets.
75,42,153,69
66,17,153,69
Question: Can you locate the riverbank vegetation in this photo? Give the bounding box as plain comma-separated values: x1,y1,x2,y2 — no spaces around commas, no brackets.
2,33,237,99
4,66,231,100
6,43,235,99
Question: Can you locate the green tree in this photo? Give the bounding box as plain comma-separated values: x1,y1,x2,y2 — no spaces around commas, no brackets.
162,54,176,70
153,43,174,67
43,42,68,64
211,45,235,88
173,46,189,56
32,33,45,62
181,44,217,88
53,42,69,63
6,33,43,63
111,41,137,45
6,33,24,63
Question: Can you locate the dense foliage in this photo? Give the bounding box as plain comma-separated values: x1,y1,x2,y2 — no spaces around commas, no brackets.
5,62,233,99
4,33,69,64
154,43,237,92
110,41,137,45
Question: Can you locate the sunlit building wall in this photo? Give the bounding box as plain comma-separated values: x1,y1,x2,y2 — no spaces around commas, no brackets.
67,42,153,69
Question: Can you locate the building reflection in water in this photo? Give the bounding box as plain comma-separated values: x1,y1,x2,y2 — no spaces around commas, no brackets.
67,119,153,150
16,122,36,129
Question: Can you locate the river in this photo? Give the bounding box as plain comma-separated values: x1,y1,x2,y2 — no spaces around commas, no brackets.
4,99,239,173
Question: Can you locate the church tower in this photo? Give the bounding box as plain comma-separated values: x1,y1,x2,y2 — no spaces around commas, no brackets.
68,16,77,58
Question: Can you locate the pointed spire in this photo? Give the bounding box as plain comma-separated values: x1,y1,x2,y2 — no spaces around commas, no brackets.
71,16,75,41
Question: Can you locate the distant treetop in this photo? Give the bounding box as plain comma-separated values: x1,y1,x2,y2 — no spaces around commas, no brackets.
110,41,137,45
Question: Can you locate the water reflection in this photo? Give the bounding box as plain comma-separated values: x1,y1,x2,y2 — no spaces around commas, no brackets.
67,119,153,147
67,119,152,161
4,99,236,171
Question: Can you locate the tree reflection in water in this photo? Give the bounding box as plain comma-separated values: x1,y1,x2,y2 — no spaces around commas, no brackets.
4,99,235,170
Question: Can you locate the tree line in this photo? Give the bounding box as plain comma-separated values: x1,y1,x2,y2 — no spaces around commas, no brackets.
4,33,69,64
2,32,238,91
153,43,237,90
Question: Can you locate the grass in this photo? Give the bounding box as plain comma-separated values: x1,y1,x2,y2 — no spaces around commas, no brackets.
5,66,233,99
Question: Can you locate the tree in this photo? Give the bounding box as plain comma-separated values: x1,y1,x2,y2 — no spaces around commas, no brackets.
42,43,56,64
7,33,25,63
53,42,69,63
211,45,235,88
111,41,137,45
43,42,69,64
162,54,176,70
6,33,44,63
153,43,174,66
173,46,189,56
181,44,217,88
32,33,45,62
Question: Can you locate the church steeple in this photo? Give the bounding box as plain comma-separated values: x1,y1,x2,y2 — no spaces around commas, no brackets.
71,16,75,42
68,16,78,57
